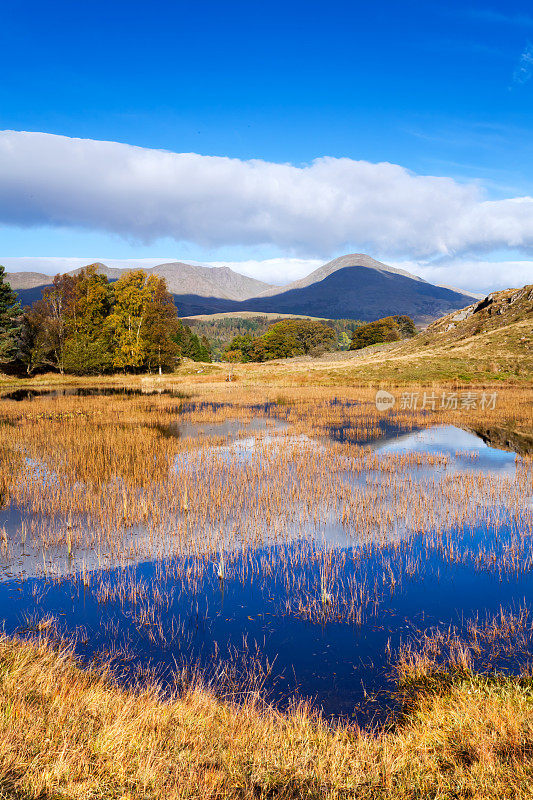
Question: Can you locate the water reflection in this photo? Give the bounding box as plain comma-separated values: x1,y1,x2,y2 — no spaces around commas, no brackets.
374,424,517,475
0,411,531,722
1,386,188,401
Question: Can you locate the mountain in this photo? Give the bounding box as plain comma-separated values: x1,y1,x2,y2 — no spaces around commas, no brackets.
253,255,480,300
253,254,426,297
68,262,273,301
4,271,56,290
6,261,274,310
6,254,475,323
227,255,475,324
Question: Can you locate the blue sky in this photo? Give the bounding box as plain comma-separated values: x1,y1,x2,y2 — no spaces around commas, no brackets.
1,0,533,291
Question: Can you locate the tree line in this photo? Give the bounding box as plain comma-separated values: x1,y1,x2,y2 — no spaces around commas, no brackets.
349,315,417,350
223,319,337,361
223,315,417,362
0,264,185,375
184,315,363,360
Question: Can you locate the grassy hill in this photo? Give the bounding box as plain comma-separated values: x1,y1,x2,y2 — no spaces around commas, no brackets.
393,283,533,378
422,284,533,340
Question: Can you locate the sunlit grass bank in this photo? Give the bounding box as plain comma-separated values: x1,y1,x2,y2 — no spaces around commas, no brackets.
0,635,532,799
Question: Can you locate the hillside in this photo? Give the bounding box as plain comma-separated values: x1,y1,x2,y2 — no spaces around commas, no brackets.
422,284,533,341
391,283,533,377
191,283,532,384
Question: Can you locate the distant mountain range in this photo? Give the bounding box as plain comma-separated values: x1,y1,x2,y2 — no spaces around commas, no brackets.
7,261,271,305
6,254,477,324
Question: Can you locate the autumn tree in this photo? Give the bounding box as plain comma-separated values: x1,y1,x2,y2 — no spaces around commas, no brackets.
110,270,179,372
62,265,115,374
26,266,115,375
141,276,180,373
28,273,77,373
22,266,180,375
338,331,352,350
349,315,416,350
253,325,302,360
223,334,255,362
109,271,150,371
17,312,40,375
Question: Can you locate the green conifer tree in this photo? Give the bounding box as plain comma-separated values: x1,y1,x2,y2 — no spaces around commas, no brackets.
0,266,22,363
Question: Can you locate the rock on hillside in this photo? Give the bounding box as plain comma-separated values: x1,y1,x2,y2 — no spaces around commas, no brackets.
426,284,533,341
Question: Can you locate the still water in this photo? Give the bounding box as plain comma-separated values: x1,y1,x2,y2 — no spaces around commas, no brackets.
0,407,531,723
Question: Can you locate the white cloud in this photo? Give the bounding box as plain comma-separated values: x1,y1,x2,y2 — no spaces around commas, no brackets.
2,131,533,263
201,258,322,284
512,43,533,85
389,259,533,295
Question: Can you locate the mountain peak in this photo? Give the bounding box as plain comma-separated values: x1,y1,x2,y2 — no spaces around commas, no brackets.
254,253,424,299
234,253,474,323
320,254,424,281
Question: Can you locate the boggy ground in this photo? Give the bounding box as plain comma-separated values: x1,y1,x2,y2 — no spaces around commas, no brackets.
0,383,530,569
0,382,532,798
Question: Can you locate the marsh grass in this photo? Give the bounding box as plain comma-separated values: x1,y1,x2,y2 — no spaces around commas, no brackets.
0,387,531,663
1,633,533,798
1,386,530,571
0,385,532,797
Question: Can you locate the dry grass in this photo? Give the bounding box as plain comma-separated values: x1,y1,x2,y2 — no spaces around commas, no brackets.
1,385,531,580
220,317,532,384
0,635,533,799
